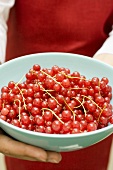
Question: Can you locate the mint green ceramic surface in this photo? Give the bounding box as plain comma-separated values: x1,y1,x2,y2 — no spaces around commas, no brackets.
0,52,113,152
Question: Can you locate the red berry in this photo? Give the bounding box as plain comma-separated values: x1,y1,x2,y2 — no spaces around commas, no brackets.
87,122,97,132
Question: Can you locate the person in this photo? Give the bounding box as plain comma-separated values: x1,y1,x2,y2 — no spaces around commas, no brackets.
0,0,113,170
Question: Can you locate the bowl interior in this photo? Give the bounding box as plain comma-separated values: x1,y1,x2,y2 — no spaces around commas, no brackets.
0,52,113,88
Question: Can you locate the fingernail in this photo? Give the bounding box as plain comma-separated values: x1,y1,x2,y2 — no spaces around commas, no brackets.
48,156,62,164
48,159,61,163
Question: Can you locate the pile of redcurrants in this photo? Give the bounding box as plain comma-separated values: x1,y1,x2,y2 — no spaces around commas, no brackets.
0,64,113,134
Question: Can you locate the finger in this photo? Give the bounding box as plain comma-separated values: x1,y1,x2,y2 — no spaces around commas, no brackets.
0,133,47,161
0,134,62,163
47,151,62,163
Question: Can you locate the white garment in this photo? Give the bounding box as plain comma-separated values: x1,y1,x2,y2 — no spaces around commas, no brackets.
0,0,113,63
0,0,15,63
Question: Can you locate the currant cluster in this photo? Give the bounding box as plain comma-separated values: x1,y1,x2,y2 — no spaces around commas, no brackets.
0,64,113,134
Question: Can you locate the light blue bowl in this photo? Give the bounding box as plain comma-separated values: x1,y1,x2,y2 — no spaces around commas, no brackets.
0,52,113,152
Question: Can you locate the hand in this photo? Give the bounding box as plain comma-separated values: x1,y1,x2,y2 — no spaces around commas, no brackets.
0,129,62,163
93,53,113,66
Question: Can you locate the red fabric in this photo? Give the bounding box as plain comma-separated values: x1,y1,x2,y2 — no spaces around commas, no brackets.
6,0,113,61
5,0,113,170
5,135,113,170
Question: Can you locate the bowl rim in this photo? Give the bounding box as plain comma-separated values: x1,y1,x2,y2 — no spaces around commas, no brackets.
1,52,113,70
1,119,113,138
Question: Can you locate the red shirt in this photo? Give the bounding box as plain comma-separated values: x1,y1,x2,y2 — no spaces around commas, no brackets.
5,1,113,170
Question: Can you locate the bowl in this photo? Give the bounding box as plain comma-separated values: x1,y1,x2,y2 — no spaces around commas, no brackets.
0,52,113,152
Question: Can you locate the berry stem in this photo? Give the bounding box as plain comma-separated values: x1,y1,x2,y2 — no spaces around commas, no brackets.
97,105,106,123
14,99,21,121
38,83,61,106
16,86,27,110
81,95,102,111
40,70,63,87
42,108,64,124
63,99,76,120
15,74,25,86
72,97,87,116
